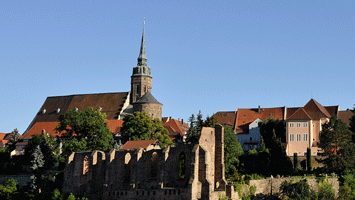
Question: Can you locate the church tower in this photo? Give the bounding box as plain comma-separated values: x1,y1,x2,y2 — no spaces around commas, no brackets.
130,20,152,104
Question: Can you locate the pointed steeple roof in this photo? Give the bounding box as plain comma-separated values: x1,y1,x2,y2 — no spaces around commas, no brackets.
137,18,147,66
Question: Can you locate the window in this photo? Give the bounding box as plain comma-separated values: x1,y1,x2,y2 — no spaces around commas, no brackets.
304,152,307,156
290,134,294,141
297,123,301,127
304,122,308,127
296,134,301,141
179,152,186,179
294,152,298,156
304,134,308,141
289,123,294,127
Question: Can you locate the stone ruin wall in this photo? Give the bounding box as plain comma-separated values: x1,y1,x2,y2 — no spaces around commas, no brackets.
63,125,237,200
247,177,339,198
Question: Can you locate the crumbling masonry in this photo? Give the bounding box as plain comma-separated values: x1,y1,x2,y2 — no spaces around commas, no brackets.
63,125,237,200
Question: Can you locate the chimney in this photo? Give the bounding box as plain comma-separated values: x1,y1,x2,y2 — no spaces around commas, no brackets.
42,129,46,134
258,105,261,113
181,119,184,124
178,118,180,121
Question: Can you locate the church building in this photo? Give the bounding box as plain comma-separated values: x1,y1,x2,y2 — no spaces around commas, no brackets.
24,21,162,134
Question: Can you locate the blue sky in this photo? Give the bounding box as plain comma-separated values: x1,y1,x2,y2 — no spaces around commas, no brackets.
1,1,354,134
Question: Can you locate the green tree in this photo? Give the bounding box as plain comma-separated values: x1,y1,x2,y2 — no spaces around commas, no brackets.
24,133,58,170
224,126,243,181
120,112,173,147
259,118,293,175
349,107,355,136
318,116,355,174
204,115,218,128
186,111,204,143
280,180,311,200
30,145,44,192
56,107,113,158
0,179,18,199
307,147,312,172
6,128,20,152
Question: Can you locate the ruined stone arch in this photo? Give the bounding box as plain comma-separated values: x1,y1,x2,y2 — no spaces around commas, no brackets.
150,151,158,178
91,150,106,165
179,151,186,179
83,155,89,175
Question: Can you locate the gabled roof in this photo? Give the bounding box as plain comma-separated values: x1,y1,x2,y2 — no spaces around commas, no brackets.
163,118,189,137
27,92,130,131
287,108,312,120
303,99,332,119
120,139,159,150
286,99,338,120
133,92,161,104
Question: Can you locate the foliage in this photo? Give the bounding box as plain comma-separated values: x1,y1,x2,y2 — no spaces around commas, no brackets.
349,107,355,137
251,118,293,176
67,193,76,200
30,145,45,192
179,153,186,179
307,147,312,172
224,126,243,181
24,133,58,170
186,111,204,143
318,116,355,174
120,111,172,147
294,153,298,171
0,179,18,199
244,173,263,181
280,180,311,200
317,180,335,200
204,115,218,128
338,172,355,199
57,107,114,158
7,128,20,152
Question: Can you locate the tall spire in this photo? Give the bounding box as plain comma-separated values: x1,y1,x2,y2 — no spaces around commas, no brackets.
137,18,147,66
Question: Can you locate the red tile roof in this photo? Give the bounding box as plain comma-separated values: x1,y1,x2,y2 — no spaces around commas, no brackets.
21,122,62,140
163,119,189,137
235,107,285,134
22,120,124,141
287,99,338,120
120,139,159,150
0,133,7,141
26,92,129,131
106,120,124,134
213,112,237,128
287,108,312,120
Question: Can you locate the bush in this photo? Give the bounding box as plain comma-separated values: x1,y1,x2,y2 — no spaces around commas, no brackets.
317,181,335,200
280,180,311,200
244,173,263,181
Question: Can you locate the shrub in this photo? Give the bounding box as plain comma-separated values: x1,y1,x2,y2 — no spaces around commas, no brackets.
317,181,335,200
280,180,311,200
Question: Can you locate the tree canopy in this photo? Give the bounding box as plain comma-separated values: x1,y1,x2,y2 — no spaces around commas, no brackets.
224,126,243,181
56,107,113,158
318,116,355,174
120,111,173,147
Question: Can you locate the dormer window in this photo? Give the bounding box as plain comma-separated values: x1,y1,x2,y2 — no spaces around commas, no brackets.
74,107,78,111
42,109,46,114
56,108,60,113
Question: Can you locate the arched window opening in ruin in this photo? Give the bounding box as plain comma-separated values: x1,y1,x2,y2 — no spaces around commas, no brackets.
83,155,89,175
179,152,186,179
150,152,158,178
125,153,131,164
